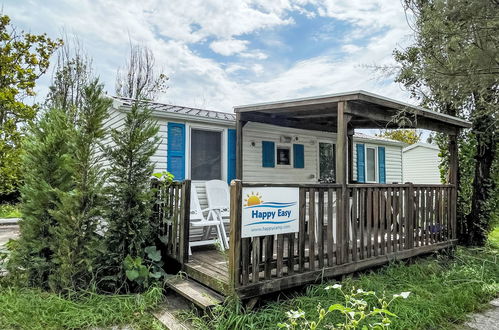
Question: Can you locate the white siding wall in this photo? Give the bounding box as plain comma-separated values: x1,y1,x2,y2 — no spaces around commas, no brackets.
351,141,403,183
242,122,403,184
403,146,441,184
152,120,168,173
99,107,126,168
242,122,335,183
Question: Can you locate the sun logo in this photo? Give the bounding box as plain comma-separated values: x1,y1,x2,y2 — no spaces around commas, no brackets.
244,192,263,206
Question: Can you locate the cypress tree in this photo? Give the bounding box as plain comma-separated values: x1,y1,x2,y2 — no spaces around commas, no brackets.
7,109,76,288
103,101,159,291
49,80,110,292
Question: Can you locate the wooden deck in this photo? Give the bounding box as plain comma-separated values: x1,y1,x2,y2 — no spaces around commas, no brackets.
185,229,455,297
155,181,457,300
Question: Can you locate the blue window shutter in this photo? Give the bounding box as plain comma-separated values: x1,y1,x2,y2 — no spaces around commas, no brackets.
227,129,236,184
167,122,185,180
356,144,365,183
378,147,386,183
293,144,304,168
262,141,275,167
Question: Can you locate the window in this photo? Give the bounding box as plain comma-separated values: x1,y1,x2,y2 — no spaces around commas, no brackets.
190,129,222,180
366,147,376,182
276,146,291,165
319,142,335,182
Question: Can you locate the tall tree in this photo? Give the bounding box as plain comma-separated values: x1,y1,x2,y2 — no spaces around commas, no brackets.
46,34,93,123
7,108,75,288
103,101,160,291
394,0,498,245
49,81,110,292
115,42,168,100
0,15,62,198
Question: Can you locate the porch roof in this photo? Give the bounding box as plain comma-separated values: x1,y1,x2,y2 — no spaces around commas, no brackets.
234,90,471,134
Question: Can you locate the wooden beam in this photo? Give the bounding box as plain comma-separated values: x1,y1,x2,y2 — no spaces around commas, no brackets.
236,113,245,180
228,180,243,289
346,101,461,134
240,111,337,132
336,102,351,264
356,94,470,128
348,132,354,183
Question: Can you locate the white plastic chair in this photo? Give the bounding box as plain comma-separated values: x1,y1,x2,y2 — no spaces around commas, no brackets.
205,180,230,249
189,185,226,254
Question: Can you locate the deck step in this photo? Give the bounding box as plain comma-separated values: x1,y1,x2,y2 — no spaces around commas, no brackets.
165,276,224,310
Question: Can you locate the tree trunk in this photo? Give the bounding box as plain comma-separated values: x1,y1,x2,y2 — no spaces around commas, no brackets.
463,109,497,246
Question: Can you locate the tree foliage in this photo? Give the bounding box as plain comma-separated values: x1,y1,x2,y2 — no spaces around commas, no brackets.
103,101,160,292
7,108,76,288
8,81,111,292
115,42,168,100
48,81,110,292
46,34,93,123
376,129,421,144
0,14,62,197
394,0,498,245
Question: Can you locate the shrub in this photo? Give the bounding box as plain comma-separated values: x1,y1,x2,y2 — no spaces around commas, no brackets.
102,100,160,292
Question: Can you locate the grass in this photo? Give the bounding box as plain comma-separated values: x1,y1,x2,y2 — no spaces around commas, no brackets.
0,285,166,329
186,229,499,329
0,204,21,219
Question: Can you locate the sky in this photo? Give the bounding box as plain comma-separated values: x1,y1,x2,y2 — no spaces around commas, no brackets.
5,0,416,114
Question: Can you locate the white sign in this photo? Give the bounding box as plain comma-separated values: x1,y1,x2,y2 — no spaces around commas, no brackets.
241,187,299,238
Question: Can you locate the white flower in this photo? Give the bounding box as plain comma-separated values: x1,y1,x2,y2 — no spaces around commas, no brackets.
325,283,342,291
393,292,411,299
287,310,305,319
356,288,364,293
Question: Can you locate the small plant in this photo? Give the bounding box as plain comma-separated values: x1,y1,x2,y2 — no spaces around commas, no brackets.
152,171,174,182
278,284,410,329
123,246,167,288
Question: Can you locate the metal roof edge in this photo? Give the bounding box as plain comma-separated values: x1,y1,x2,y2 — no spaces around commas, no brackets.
403,142,440,152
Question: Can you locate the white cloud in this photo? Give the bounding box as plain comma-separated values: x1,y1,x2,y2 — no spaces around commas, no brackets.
4,0,414,114
210,38,249,56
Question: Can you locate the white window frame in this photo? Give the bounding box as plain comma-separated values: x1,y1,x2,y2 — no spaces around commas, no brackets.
186,123,227,182
364,145,378,183
317,140,336,182
275,144,293,168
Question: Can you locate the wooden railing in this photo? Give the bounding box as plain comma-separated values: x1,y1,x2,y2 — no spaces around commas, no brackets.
229,181,456,298
151,179,191,265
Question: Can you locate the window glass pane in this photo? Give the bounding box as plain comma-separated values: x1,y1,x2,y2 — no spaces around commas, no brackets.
191,129,221,180
277,147,290,165
366,148,376,182
319,142,335,182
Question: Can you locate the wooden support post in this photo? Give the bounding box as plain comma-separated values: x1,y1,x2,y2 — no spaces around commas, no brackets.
179,180,191,266
336,101,351,264
448,134,458,239
348,131,354,183
229,180,243,290
236,113,246,180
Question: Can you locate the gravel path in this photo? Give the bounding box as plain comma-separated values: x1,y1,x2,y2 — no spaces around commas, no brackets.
461,298,499,330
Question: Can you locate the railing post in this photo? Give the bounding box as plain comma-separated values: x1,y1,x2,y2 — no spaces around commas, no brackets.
406,182,415,249
179,180,191,266
228,180,242,290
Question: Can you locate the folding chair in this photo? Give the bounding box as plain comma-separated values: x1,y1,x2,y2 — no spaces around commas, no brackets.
205,180,230,249
189,184,226,254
